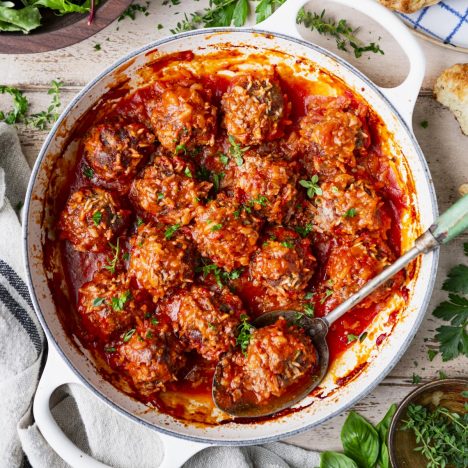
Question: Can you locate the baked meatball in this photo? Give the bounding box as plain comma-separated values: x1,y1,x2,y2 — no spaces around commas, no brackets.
250,227,315,294
78,270,148,341
150,82,217,152
128,224,194,300
218,317,317,404
130,154,211,225
83,121,155,185
321,236,398,311
298,96,367,175
191,194,261,271
312,173,390,237
58,187,130,253
222,74,289,145
162,285,245,361
116,318,186,395
228,151,298,223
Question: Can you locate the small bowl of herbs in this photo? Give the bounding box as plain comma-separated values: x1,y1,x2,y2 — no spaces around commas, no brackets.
388,378,468,468
0,0,132,54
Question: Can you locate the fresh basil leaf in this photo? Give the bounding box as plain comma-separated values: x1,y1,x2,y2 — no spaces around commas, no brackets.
0,5,41,33
376,404,397,468
320,451,358,468
341,411,380,468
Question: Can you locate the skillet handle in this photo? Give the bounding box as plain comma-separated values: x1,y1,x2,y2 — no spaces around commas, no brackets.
33,342,208,468
256,0,425,128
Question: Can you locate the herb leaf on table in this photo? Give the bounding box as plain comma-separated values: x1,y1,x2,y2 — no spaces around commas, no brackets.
432,243,468,361
255,0,286,23
0,86,29,124
375,404,397,468
320,451,358,468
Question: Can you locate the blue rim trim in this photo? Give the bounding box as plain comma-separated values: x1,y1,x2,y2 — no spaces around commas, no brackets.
23,27,439,446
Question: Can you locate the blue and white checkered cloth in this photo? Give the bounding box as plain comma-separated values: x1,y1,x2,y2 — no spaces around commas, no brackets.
397,0,468,48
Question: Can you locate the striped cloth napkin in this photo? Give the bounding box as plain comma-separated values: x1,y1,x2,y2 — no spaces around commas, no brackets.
0,122,321,468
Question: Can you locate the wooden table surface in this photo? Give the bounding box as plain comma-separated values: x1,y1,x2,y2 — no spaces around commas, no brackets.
1,0,467,455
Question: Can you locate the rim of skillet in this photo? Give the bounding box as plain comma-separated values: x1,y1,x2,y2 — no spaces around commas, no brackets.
22,27,440,446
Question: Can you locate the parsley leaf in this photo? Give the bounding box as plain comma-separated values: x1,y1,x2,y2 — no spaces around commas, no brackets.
442,264,468,294
237,313,255,355
118,1,149,21
26,79,63,130
228,135,249,166
295,223,313,238
111,291,131,311
164,223,180,240
343,208,357,218
83,165,94,179
299,175,322,198
92,211,102,226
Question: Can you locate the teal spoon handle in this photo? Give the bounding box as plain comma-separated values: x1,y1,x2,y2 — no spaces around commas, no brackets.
324,194,468,326
430,194,468,244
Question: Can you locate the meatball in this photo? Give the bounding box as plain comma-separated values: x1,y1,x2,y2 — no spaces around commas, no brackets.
321,236,398,311
298,96,366,175
222,74,289,145
128,224,194,300
312,173,391,237
116,318,186,395
78,270,148,341
162,285,245,361
58,187,130,253
83,121,155,185
191,194,261,271
130,154,212,225
218,317,317,404
229,151,298,223
150,82,217,152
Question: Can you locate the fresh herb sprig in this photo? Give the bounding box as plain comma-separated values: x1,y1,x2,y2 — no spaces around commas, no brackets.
104,239,121,274
197,261,243,289
402,402,468,468
297,9,384,59
228,135,250,166
299,175,322,198
432,242,468,361
26,79,63,130
118,1,150,21
0,85,29,124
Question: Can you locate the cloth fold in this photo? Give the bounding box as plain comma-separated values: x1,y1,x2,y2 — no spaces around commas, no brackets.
0,122,321,468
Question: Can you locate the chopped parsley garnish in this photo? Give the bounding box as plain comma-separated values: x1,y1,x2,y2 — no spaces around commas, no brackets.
210,223,223,232
175,143,187,155
208,322,217,330
164,223,181,240
303,303,315,317
197,261,242,288
26,79,63,130
145,330,153,339
118,1,150,21
184,167,193,178
157,192,164,200
432,243,468,361
219,152,229,165
93,297,105,307
347,334,359,343
122,328,136,342
111,291,131,311
320,288,333,304
136,216,144,227
151,317,159,326
299,175,322,198
295,223,313,238
427,349,438,361
304,292,314,300
237,313,255,355
281,240,294,248
104,239,121,274
104,346,116,353
343,208,357,218
212,172,224,192
83,165,94,179
92,211,102,226
420,120,429,128
228,135,249,166
439,370,448,380
122,252,130,261
93,43,101,51
296,9,384,59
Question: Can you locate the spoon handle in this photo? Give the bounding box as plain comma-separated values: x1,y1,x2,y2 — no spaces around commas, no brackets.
323,194,468,326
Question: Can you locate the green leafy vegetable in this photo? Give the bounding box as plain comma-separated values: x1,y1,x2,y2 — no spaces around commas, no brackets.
341,411,380,468
427,349,438,361
299,175,322,198
442,264,468,294
297,8,384,59
164,223,181,240
0,4,41,33
0,86,29,124
375,404,397,468
236,313,255,354
320,451,358,468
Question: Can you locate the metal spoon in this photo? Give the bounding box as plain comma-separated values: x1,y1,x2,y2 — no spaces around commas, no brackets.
213,195,468,418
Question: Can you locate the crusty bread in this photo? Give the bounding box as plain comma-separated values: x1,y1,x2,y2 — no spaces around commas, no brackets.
434,64,468,136
379,0,441,13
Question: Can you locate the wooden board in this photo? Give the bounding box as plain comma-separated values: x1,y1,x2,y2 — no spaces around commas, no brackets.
1,0,467,454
